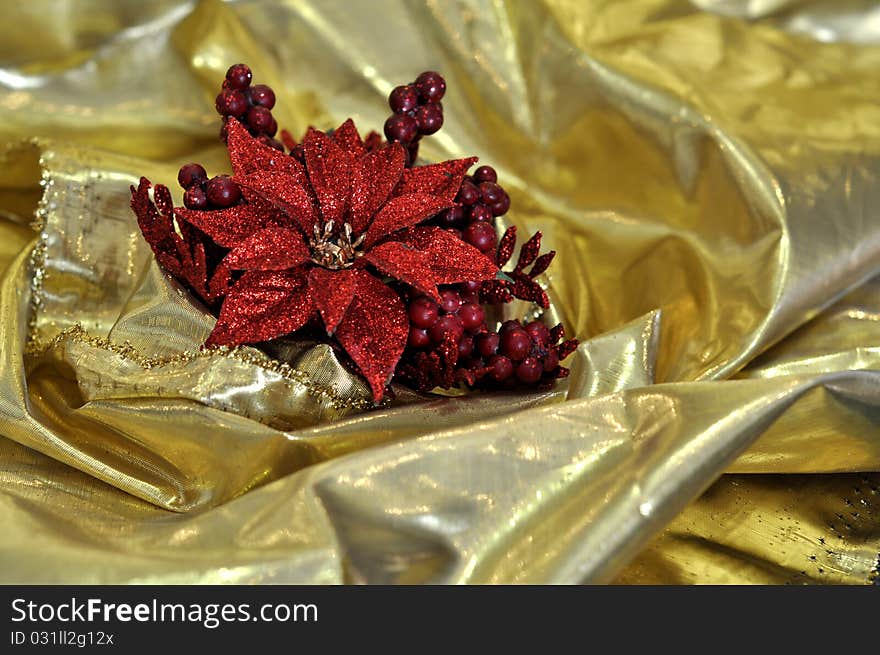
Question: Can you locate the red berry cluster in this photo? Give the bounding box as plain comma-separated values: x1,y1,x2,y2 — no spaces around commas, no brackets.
215,63,283,151
384,71,446,165
434,164,511,256
178,162,243,211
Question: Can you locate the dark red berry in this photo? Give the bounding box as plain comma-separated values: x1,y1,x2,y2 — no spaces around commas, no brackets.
437,206,464,228
415,103,443,135
415,71,446,103
488,355,514,382
542,350,560,372
247,106,274,133
177,163,207,189
490,192,510,217
460,280,482,293
225,63,252,90
408,327,431,349
248,84,275,109
468,204,493,223
459,303,485,331
524,320,551,344
474,166,497,183
384,114,418,143
267,117,278,137
183,186,208,210
456,181,480,205
516,357,543,383
430,315,464,343
501,328,531,361
500,320,520,335
460,290,480,306
476,332,500,358
457,335,474,358
479,182,504,205
439,289,462,314
205,175,241,208
389,85,419,114
215,90,248,117
408,296,439,328
463,222,496,252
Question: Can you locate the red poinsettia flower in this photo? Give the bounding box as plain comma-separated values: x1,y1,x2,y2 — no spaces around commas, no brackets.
164,119,498,400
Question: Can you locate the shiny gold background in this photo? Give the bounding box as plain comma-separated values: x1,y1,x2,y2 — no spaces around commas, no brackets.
0,0,879,584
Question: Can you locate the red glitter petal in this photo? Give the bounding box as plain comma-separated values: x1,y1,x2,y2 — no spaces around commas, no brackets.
496,226,517,267
303,128,352,226
363,241,440,300
174,199,280,248
332,118,365,158
515,231,542,272
223,227,310,270
400,227,498,284
363,193,452,248
280,129,298,151
349,143,406,234
237,172,319,235
227,118,310,188
131,178,176,255
308,267,357,335
528,251,556,278
206,268,314,346
396,157,477,201
334,270,408,401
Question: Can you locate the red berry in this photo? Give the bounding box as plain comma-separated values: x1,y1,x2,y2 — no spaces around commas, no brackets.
248,84,275,109
225,63,252,90
459,303,485,331
439,289,462,314
488,355,513,381
183,186,208,210
384,114,418,143
415,71,446,103
460,280,482,293
247,106,274,133
408,296,439,328
490,192,510,217
456,181,480,206
415,103,443,135
463,222,496,253
476,332,500,358
501,328,530,361
500,320,520,335
429,315,464,343
177,163,207,189
460,290,480,306
457,335,474,358
474,166,497,183
205,175,241,208
215,90,248,117
437,206,464,228
389,85,418,114
408,327,431,348
479,182,504,205
516,357,543,383
468,204,493,223
524,320,551,344
542,350,560,372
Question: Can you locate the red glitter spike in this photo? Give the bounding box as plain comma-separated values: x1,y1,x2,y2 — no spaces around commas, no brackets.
395,157,477,201
528,251,556,278
334,271,408,402
363,131,383,152
302,127,352,225
174,198,280,248
308,267,357,335
227,118,309,186
280,129,297,151
349,143,406,234
401,227,498,284
496,226,517,267
363,193,452,248
362,241,440,301
332,118,366,158
206,268,314,346
223,227,310,271
236,172,319,235
515,231,542,272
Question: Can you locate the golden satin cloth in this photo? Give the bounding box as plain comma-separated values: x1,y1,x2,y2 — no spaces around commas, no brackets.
0,0,879,585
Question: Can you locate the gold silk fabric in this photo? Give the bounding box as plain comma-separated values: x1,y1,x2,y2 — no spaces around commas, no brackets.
0,0,879,584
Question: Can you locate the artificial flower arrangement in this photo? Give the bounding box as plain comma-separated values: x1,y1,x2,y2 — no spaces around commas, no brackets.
131,65,577,402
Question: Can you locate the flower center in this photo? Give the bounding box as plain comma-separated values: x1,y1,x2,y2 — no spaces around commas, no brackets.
308,220,365,270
